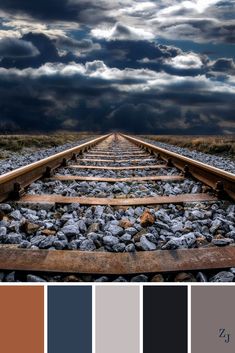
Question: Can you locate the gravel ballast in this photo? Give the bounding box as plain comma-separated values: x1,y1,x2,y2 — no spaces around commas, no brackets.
141,137,235,174
0,136,95,174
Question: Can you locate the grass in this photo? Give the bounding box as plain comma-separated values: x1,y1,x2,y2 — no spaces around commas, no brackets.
141,135,235,159
0,132,96,158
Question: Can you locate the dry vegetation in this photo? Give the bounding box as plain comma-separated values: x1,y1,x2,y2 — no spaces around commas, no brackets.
0,132,96,158
142,135,235,159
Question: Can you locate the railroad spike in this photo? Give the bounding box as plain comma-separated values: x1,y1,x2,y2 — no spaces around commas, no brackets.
184,165,191,177
215,181,226,198
61,158,68,167
11,182,25,200
43,166,54,178
71,153,78,162
167,158,173,167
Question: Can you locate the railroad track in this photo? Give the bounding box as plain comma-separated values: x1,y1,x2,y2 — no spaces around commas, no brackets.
0,133,235,282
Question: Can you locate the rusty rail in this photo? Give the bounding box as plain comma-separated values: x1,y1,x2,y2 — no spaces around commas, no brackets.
0,134,110,202
121,134,235,201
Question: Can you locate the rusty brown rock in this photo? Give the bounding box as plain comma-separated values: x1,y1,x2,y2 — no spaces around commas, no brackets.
174,272,197,282
140,210,155,227
151,274,164,282
63,275,82,282
196,236,208,247
42,229,56,236
22,221,40,235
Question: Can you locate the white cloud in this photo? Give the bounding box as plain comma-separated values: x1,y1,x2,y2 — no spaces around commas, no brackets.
167,53,204,69
91,22,154,41
0,60,234,97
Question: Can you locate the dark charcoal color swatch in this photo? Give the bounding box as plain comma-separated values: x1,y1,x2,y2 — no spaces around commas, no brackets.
48,286,92,353
144,286,187,353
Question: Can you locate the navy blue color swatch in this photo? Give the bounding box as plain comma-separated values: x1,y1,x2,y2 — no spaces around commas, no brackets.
48,286,92,353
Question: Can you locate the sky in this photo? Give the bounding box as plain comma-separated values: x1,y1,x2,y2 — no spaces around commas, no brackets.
0,0,234,134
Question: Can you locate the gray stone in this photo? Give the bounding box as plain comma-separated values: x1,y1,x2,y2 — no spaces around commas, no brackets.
196,272,207,282
120,233,132,242
80,239,96,251
94,206,104,218
57,231,67,241
68,240,81,250
125,243,136,252
0,226,7,237
156,221,171,231
162,233,196,250
146,233,158,243
5,271,15,282
10,210,22,220
54,240,67,250
227,231,235,240
112,243,125,252
131,274,148,282
27,214,39,222
0,204,12,212
113,276,128,282
39,236,57,249
140,236,157,251
88,232,98,241
212,238,233,246
125,227,137,236
78,220,87,232
172,222,184,233
6,233,22,244
30,235,46,246
19,240,31,248
61,225,79,238
210,219,222,233
8,221,20,232
27,275,46,282
108,224,123,236
103,235,119,246
210,271,234,282
95,276,109,282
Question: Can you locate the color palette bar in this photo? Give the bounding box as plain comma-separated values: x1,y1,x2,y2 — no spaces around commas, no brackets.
96,286,140,353
48,286,92,353
144,286,188,353
1,285,235,353
192,286,235,353
0,286,44,353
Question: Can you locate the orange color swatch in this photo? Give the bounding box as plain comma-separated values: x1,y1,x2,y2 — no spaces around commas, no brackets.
0,286,44,353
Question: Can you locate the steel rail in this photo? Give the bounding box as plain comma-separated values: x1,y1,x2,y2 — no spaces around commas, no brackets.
121,134,235,201
0,134,110,202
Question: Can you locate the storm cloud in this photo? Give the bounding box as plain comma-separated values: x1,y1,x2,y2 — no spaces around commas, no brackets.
0,0,234,133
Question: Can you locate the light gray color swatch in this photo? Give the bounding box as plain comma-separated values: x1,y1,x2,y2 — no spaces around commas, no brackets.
192,286,235,353
96,286,140,353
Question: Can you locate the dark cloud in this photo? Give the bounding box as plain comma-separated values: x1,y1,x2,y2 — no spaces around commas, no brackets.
0,60,234,134
0,0,112,23
0,37,39,57
0,1,234,134
0,32,63,68
210,58,235,73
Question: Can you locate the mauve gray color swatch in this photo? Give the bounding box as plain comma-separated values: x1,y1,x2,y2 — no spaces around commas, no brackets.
96,286,140,353
48,286,92,353
192,286,235,353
